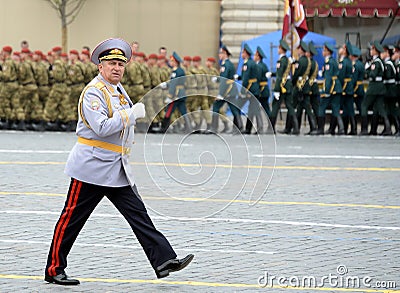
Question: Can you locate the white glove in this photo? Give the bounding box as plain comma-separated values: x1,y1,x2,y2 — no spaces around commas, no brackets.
216,95,224,100
130,102,145,120
265,72,272,79
365,62,371,70
160,82,168,89
233,74,239,80
164,97,172,104
211,76,218,83
318,70,323,77
273,92,280,100
288,57,295,64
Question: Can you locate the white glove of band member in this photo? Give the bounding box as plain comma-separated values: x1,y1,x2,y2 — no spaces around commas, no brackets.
164,97,172,104
216,95,224,100
364,62,371,70
273,92,280,100
265,72,272,79
318,70,323,77
233,74,239,80
288,57,295,64
211,76,218,83
130,102,146,120
160,82,168,89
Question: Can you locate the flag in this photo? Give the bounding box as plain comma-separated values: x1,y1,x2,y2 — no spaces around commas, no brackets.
282,0,308,50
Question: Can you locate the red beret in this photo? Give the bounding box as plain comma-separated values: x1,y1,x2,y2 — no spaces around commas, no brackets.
148,53,158,59
47,51,53,56
81,49,90,57
2,46,12,53
60,53,68,58
21,48,31,54
157,55,166,60
137,52,145,58
192,56,201,62
207,57,216,63
34,50,43,56
69,49,79,55
183,56,192,61
13,51,20,56
52,46,62,52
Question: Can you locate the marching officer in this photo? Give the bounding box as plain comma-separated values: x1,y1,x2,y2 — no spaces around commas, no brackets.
360,41,391,136
293,41,317,135
254,46,271,131
267,39,293,134
316,42,344,135
210,45,243,133
44,38,193,285
160,52,192,133
338,42,355,135
349,44,365,135
236,44,260,134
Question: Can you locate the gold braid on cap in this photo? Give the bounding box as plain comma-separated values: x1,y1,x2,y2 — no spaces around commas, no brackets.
99,49,128,62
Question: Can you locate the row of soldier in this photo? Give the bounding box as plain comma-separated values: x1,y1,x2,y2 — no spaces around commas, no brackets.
1,39,400,136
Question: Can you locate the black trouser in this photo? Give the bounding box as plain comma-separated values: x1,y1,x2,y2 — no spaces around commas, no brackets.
45,178,177,276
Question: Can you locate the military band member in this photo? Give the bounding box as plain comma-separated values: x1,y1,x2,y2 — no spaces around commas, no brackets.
360,41,391,136
268,39,293,134
44,38,193,286
210,45,243,133
293,41,317,135
316,42,344,135
349,45,365,135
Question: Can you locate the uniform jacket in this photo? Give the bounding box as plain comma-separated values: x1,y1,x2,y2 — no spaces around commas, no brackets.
239,58,260,96
273,54,292,95
366,55,386,96
383,58,397,98
308,58,319,96
218,58,237,98
352,59,365,98
322,56,342,96
65,74,135,187
338,56,353,95
292,55,310,93
256,60,270,98
168,66,186,100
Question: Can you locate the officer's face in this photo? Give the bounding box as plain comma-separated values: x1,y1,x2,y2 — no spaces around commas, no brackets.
99,60,126,85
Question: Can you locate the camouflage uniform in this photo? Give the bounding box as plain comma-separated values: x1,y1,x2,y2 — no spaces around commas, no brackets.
125,60,144,103
33,59,50,111
192,62,211,128
0,55,20,128
67,60,86,122
147,62,163,125
183,64,197,125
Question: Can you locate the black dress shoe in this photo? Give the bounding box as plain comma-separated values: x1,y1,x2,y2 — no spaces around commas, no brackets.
44,273,80,285
155,254,194,279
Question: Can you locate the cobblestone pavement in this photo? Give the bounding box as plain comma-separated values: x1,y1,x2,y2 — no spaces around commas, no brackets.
0,130,399,292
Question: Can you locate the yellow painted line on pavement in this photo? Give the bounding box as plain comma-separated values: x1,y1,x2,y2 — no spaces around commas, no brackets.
0,274,398,292
0,160,399,172
0,191,399,210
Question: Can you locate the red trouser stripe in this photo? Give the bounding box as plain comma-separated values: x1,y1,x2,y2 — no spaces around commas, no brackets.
47,179,82,276
165,102,174,118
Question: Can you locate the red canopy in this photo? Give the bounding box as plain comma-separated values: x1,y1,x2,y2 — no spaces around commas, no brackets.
304,0,400,17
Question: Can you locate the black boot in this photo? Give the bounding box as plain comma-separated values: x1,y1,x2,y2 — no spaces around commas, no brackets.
342,116,349,135
25,120,34,131
255,113,264,134
327,116,337,135
308,115,318,135
381,117,392,136
336,116,345,135
244,117,252,134
394,117,400,136
349,116,357,135
232,113,244,134
291,114,300,135
9,120,18,130
369,115,378,135
210,113,219,133
278,114,292,134
360,116,369,135
161,117,171,133
267,117,276,134
315,116,325,135
221,119,229,133
0,118,5,130
31,120,45,132
183,115,193,133
16,120,26,131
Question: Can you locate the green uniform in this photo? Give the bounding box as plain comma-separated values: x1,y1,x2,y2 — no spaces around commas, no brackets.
256,60,271,117
308,57,320,118
17,59,43,121
67,61,86,121
0,57,19,123
33,60,51,110
383,57,400,122
44,59,69,123
125,61,144,103
192,65,210,127
147,64,163,124
339,56,354,117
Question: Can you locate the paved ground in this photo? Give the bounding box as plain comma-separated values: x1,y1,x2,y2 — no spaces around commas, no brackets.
0,130,399,292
